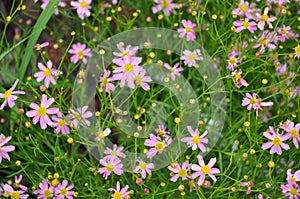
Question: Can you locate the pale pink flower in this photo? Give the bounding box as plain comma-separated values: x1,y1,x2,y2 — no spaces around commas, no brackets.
112,43,139,62
131,69,152,91
52,112,70,134
232,0,254,19
54,180,75,199
293,45,300,59
152,0,177,16
227,50,241,71
95,128,111,143
168,161,190,182
280,120,300,148
3,184,29,198
133,159,155,179
242,93,273,115
256,7,277,30
286,169,300,183
34,42,49,50
252,30,276,54
99,70,115,93
70,0,92,20
34,180,55,199
26,94,60,130
230,69,248,88
164,62,183,81
108,181,130,199
144,134,172,158
181,49,203,67
0,134,15,163
240,181,254,194
34,60,62,88
69,43,92,64
181,126,208,151
178,20,196,41
68,105,93,128
280,180,300,198
191,155,220,185
276,25,295,42
0,79,25,110
13,175,27,191
233,18,257,33
261,126,290,155
40,0,66,15
104,144,126,159
98,156,123,179
157,125,170,138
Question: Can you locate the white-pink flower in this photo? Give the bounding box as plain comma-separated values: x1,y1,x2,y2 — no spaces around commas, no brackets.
181,49,203,67
104,144,126,159
3,184,29,199
52,112,70,134
112,43,139,63
98,156,123,179
70,0,92,20
233,18,257,33
144,134,172,158
168,161,190,182
286,169,300,183
68,105,93,128
256,7,277,30
181,126,208,151
280,120,300,148
99,70,116,93
164,62,183,81
34,60,62,88
152,0,177,16
108,181,130,199
178,20,196,41
69,43,92,64
0,134,15,163
133,159,154,179
0,79,25,110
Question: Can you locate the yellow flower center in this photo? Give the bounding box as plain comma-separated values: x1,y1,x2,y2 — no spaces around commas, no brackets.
113,192,122,199
80,1,88,8
290,128,299,138
170,68,175,73
192,135,201,144
58,119,65,127
188,53,197,60
101,77,108,85
77,50,85,60
106,163,114,172
37,106,47,116
249,98,257,105
229,57,236,65
139,162,147,170
74,112,82,120
134,76,143,85
261,14,269,21
60,188,68,196
242,21,250,29
234,73,241,81
201,165,210,174
290,176,297,183
0,146,2,152
44,68,52,77
155,141,165,151
240,4,247,12
282,28,288,35
44,189,52,197
121,51,130,58
272,137,282,146
98,131,105,139
158,130,165,136
260,38,267,45
11,191,20,199
51,179,59,187
178,169,187,178
124,63,134,72
295,46,300,54
160,0,170,8
110,150,117,156
4,90,12,99
185,27,191,33
290,188,297,196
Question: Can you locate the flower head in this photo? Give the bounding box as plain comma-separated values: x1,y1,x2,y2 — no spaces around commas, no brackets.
227,51,241,71
256,7,277,30
144,134,172,158
54,180,75,199
152,0,177,16
0,134,15,163
52,112,70,134
281,180,300,198
95,128,111,143
69,43,92,64
112,43,139,62
293,45,300,59
230,69,248,88
181,126,208,151
286,169,300,183
2,184,29,199
168,161,190,182
68,105,93,128
99,70,116,93
164,62,183,81
98,156,123,179
240,181,254,194
181,49,203,67
34,60,62,88
34,180,55,199
104,144,126,159
108,181,130,199
280,120,300,148
178,20,196,41
0,79,25,110
13,175,27,191
70,0,92,20
133,159,155,179
233,18,257,33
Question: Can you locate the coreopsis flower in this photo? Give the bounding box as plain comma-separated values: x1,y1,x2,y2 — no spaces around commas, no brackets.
0,134,15,163
52,112,70,134
242,93,273,115
95,128,111,143
34,180,55,199
34,60,62,88
191,155,220,185
34,42,49,50
287,169,300,183
168,161,190,182
181,49,203,67
232,0,254,18
132,69,152,91
68,105,93,128
256,7,277,30
252,30,276,53
26,94,59,129
280,120,300,148
261,126,290,155
133,159,155,179
152,0,177,16
233,18,257,33
99,70,116,93
69,43,92,64
104,144,126,159
276,25,294,42
112,43,139,62
13,175,27,191
280,180,300,198
157,125,170,138
230,69,248,88
108,181,130,199
39,0,66,15
144,134,172,158
240,181,254,194
54,180,75,199
181,126,208,151
0,79,25,110
178,20,196,41
293,45,300,59
2,184,29,199
227,51,241,71
164,62,183,81
70,0,92,20
98,156,123,179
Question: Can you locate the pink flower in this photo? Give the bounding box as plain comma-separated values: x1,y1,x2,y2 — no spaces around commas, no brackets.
233,18,257,33
131,69,152,91
95,128,111,143
191,155,220,185
68,105,93,128
280,120,300,148
293,45,300,59
108,181,130,199
164,62,183,81
112,43,139,62
98,156,123,179
34,180,55,199
34,60,62,88
2,184,29,199
69,43,92,64
240,181,254,194
144,134,172,158
276,25,295,42
232,0,255,19
0,134,15,163
157,125,170,138
227,51,241,71
70,0,92,20
242,93,273,115
54,180,75,199
0,79,25,110
252,30,276,54
152,0,177,16
286,169,300,183
230,69,248,88
181,49,203,67
261,126,290,155
13,175,27,191
133,159,155,179
52,112,70,134
34,42,49,50
99,70,116,93
256,7,277,30
26,94,60,130
40,0,66,15
178,20,196,41
281,180,300,198
104,144,126,159
181,126,208,151
168,161,190,182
